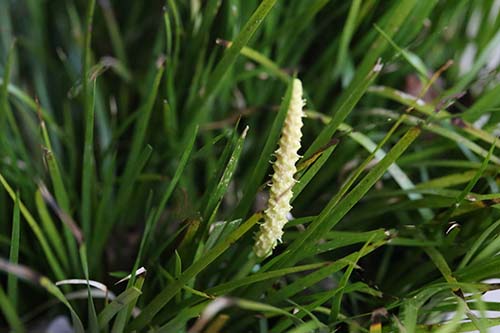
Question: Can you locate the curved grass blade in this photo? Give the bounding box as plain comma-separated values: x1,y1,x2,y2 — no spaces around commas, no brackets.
79,245,98,332
266,240,387,303
370,109,500,165
459,219,500,269
0,78,60,131
0,173,65,280
111,276,145,332
306,110,432,218
0,284,24,332
40,277,85,333
425,247,487,332
156,301,210,333
207,262,329,295
98,286,142,329
462,83,500,121
128,213,262,331
368,85,500,150
289,127,421,264
373,24,429,81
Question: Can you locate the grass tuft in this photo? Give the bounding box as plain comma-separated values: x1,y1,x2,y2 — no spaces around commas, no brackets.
1,0,500,332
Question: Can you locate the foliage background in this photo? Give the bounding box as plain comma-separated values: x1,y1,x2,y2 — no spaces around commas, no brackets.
1,0,500,332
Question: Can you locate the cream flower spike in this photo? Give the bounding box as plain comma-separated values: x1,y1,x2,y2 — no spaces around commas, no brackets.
254,78,305,258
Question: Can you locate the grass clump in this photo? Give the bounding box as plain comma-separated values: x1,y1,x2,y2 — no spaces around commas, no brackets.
1,0,500,332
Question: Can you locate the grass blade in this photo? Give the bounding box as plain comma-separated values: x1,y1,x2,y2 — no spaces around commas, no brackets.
7,191,20,310
203,125,248,224
98,286,142,329
182,0,278,142
40,111,79,273
291,127,421,263
40,277,85,333
0,173,65,280
330,235,377,321
34,190,69,270
0,285,24,332
128,213,262,331
81,79,96,241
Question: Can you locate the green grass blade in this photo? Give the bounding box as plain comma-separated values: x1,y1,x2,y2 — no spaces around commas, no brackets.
0,40,33,167
462,83,500,121
330,236,377,321
40,277,85,333
456,140,495,203
80,0,96,244
292,63,383,201
368,86,500,150
156,302,210,333
334,0,361,80
373,24,429,81
111,276,145,332
0,78,60,130
473,229,500,264
424,247,487,332
459,219,500,269
424,247,457,285
81,79,96,241
371,109,500,165
239,45,289,82
0,284,24,333
7,191,20,310
98,286,142,329
303,61,383,159
431,300,466,333
234,298,302,322
100,0,128,66
0,39,15,128
266,241,387,303
271,126,420,278
34,190,69,270
0,173,65,280
128,213,262,331
35,189,73,270
182,0,278,141
115,66,164,216
82,0,96,96
305,110,432,218
444,29,500,97
40,116,79,273
207,262,328,296
79,245,98,332
203,0,277,99
287,321,323,333
203,126,248,223
148,125,198,250
307,0,418,151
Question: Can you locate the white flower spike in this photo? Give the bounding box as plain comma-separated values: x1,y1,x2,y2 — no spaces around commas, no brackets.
254,78,305,258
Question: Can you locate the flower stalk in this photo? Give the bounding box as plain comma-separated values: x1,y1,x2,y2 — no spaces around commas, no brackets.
254,78,305,258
